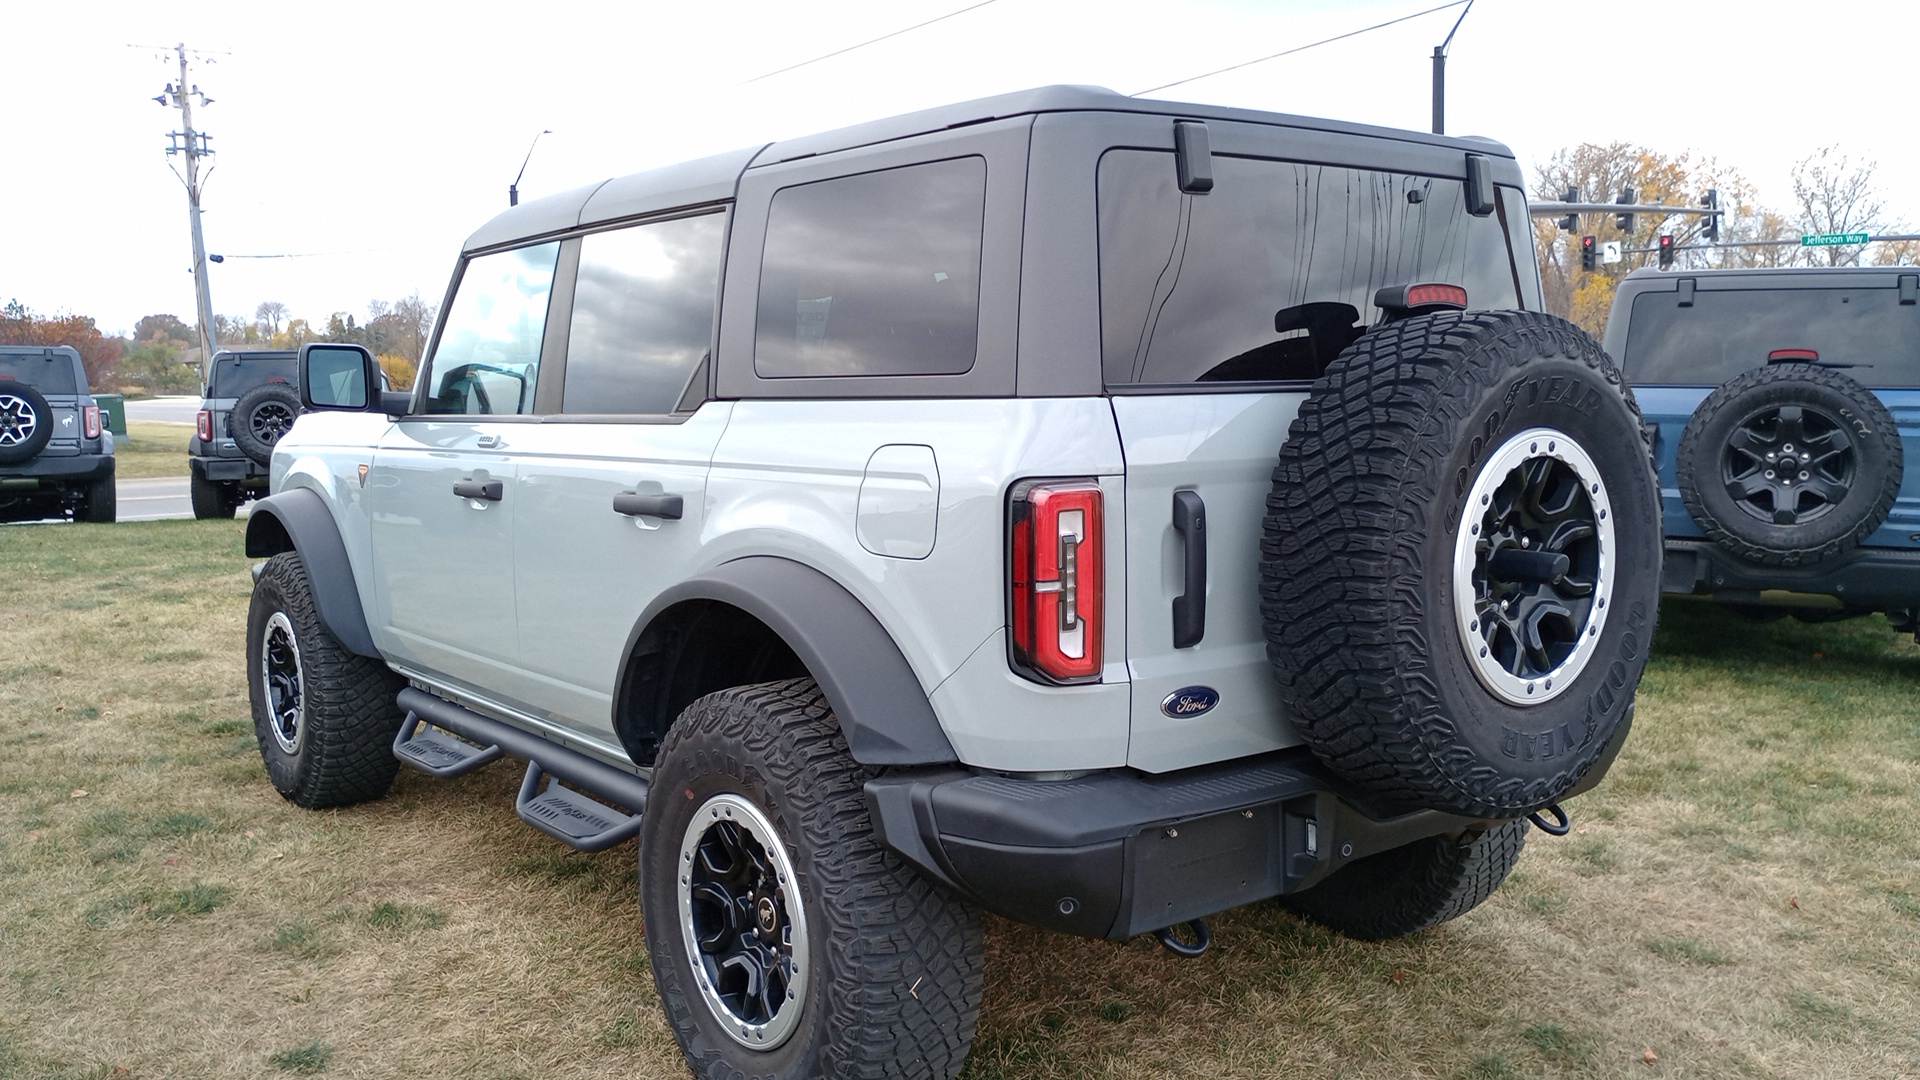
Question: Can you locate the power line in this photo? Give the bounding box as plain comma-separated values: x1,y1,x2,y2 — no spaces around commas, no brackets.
1133,0,1469,98
743,0,1001,84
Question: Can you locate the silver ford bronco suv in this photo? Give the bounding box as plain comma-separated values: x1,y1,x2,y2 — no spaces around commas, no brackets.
244,87,1661,1080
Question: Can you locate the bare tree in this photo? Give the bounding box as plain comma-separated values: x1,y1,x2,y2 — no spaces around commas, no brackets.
1791,147,1888,266
255,300,289,336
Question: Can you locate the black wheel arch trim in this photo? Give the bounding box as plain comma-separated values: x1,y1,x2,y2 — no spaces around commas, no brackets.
615,556,958,767
244,487,381,659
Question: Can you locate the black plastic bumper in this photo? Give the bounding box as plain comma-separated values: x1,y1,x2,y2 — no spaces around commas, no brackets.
189,454,261,482
1662,539,1920,611
0,453,114,483
868,746,1546,941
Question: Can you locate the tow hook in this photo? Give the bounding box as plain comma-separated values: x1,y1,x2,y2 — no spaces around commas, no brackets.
1153,919,1211,958
1527,802,1572,836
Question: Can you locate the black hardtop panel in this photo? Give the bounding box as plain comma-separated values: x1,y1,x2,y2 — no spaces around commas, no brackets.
464,145,767,254
0,345,85,395
1606,266,1919,359
209,350,299,397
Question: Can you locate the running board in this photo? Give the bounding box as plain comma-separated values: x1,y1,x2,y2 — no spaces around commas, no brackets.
394,688,651,851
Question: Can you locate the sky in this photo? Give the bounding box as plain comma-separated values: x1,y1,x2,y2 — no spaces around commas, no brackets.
10,0,1919,338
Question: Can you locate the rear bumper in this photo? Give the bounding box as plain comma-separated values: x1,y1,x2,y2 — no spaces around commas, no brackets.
867,740,1617,941
0,453,114,483
1662,539,1920,611
189,454,263,482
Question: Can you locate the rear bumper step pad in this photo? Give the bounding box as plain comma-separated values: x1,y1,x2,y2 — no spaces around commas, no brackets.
393,687,650,852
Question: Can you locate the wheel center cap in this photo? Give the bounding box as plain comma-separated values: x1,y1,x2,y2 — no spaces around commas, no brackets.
756,895,778,934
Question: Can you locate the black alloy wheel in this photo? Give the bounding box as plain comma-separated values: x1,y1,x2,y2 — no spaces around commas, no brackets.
261,610,305,755
1720,403,1853,526
678,793,808,1048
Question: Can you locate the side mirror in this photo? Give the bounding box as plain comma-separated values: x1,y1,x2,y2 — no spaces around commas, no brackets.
298,343,408,415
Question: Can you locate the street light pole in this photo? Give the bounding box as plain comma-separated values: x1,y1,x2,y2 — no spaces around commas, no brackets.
509,129,553,207
1431,0,1475,135
155,44,220,375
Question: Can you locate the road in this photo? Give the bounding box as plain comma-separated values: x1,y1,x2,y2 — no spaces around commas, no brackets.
116,476,252,522
123,396,201,424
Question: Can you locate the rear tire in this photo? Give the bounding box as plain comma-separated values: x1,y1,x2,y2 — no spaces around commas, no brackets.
247,552,405,808
230,383,303,467
78,475,116,523
190,473,237,519
641,679,984,1080
1281,820,1528,940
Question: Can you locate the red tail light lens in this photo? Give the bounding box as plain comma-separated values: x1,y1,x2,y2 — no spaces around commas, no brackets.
197,410,213,443
84,406,101,439
1009,479,1104,684
1769,348,1819,362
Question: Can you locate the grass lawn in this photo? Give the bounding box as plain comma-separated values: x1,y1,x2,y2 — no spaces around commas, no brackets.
1,522,1917,1078
112,421,195,480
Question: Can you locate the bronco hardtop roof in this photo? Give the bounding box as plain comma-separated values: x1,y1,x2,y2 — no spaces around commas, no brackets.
464,85,1518,253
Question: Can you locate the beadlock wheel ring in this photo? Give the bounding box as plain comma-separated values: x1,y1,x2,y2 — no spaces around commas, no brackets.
1451,427,1615,706
677,793,810,1051
261,610,305,754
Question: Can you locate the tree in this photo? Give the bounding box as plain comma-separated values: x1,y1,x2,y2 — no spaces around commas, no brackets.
255,301,289,336
135,313,194,347
1,299,124,388
368,291,436,363
1791,147,1890,267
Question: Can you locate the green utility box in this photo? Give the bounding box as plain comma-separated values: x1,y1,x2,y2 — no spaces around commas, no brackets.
93,394,127,437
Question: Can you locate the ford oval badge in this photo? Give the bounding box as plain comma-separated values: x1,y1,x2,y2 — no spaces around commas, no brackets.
1160,686,1220,718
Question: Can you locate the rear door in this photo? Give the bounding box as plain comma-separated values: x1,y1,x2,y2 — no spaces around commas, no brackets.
0,349,82,458
1095,135,1539,773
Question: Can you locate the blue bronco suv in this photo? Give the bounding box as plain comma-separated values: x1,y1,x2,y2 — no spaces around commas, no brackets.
1606,266,1920,627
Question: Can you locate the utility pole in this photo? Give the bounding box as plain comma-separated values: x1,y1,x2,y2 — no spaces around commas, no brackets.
153,44,220,377
1431,0,1475,135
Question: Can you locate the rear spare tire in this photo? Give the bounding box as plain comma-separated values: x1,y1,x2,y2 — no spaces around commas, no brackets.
1676,363,1901,566
1262,310,1660,818
230,382,302,466
0,382,54,465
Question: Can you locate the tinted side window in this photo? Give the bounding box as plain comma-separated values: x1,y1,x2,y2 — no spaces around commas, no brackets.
0,354,79,394
424,241,561,415
564,213,725,414
755,157,985,378
1624,286,1920,387
1098,150,1524,385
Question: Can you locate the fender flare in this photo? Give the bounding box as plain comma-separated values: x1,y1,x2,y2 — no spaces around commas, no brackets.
244,487,381,658
618,556,958,766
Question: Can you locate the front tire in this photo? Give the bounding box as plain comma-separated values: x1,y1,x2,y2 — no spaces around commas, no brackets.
640,679,983,1080
247,552,405,808
1281,819,1528,941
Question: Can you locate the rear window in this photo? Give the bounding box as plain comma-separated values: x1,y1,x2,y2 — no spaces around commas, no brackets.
1623,285,1920,387
1098,150,1529,385
211,356,296,398
0,354,79,394
754,156,986,378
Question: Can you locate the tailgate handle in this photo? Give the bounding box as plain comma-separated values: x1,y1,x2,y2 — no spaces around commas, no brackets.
613,492,684,520
452,479,503,502
1172,489,1207,649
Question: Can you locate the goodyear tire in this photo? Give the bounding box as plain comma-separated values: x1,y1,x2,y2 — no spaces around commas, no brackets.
1282,819,1528,940
0,382,54,465
230,382,303,467
247,552,405,808
1676,363,1901,566
1262,311,1661,818
641,679,983,1080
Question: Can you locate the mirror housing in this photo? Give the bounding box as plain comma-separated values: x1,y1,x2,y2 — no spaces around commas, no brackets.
298,343,409,416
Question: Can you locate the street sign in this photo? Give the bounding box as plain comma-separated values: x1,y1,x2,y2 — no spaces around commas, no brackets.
1601,241,1624,265
1802,232,1870,247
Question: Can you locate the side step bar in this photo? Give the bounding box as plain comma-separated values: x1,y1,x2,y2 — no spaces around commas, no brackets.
394,687,650,852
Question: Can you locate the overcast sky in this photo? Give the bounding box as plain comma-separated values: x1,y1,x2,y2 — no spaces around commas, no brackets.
11,0,1917,337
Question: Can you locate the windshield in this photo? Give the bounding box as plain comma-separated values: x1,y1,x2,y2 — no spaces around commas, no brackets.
0,354,80,394
210,355,297,398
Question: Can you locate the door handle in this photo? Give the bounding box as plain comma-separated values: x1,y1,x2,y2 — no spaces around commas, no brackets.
1172,489,1206,649
453,479,503,502
476,434,503,449
613,492,684,520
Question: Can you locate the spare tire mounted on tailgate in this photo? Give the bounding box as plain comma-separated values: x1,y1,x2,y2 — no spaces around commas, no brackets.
1262,310,1662,819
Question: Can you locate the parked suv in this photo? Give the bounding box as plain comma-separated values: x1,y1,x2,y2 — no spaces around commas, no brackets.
0,345,115,523
243,87,1661,1078
1606,266,1920,625
189,349,301,518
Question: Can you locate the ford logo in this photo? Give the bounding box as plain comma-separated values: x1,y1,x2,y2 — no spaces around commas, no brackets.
1160,686,1220,718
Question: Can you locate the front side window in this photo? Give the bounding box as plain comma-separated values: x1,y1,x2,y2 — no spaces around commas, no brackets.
423,241,560,415
564,213,725,414
1624,285,1920,387
755,156,986,378
1098,150,1526,385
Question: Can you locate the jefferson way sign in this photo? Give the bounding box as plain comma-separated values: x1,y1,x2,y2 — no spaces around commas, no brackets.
1802,232,1871,246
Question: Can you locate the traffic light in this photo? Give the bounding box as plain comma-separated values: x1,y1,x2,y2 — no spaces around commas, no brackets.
1658,234,1675,269
1615,187,1636,233
1558,187,1578,231
1580,235,1597,271
1700,189,1720,243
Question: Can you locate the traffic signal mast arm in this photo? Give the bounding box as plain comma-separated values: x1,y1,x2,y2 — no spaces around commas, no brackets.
1529,201,1718,216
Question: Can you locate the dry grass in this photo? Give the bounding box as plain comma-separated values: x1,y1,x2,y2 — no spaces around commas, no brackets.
113,421,194,481
2,523,1918,1079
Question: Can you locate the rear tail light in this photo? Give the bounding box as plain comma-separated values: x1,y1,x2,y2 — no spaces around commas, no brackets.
197,410,213,443
1009,479,1104,684
1769,348,1819,362
83,406,101,439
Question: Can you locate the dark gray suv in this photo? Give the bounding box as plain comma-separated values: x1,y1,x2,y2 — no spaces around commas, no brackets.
0,345,115,524
190,350,301,518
